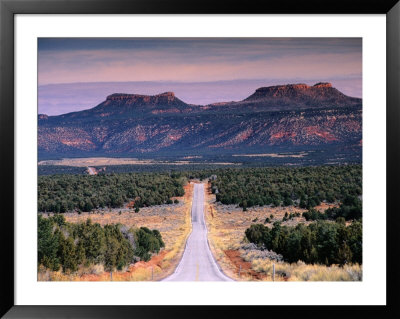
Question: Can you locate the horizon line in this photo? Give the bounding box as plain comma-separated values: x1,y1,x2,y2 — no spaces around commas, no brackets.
38,75,362,88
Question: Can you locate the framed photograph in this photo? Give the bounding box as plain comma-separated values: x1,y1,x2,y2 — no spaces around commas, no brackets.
1,0,399,318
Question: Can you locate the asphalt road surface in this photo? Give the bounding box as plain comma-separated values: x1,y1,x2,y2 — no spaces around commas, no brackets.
163,183,233,281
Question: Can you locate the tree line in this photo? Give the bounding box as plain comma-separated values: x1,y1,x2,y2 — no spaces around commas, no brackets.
245,219,362,266
38,214,164,273
38,173,186,213
206,165,361,210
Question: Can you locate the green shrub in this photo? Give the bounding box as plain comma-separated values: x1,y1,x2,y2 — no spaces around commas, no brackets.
37,216,164,273
302,208,327,221
134,227,165,261
245,220,362,266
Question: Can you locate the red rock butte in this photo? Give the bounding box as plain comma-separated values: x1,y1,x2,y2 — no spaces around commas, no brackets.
106,92,176,102
255,82,333,93
246,82,336,100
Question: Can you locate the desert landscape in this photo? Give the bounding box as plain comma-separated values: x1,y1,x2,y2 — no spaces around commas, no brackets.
37,38,363,282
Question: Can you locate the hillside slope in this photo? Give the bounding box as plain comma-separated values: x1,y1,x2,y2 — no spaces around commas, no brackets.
38,82,362,158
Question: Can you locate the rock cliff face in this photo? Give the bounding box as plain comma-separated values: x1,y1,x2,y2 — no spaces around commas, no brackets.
38,83,362,158
105,92,176,103
246,83,337,100
313,82,332,88
98,92,192,115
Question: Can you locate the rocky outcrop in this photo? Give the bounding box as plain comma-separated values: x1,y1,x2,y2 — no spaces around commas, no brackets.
106,91,175,102
313,82,332,88
245,82,345,101
249,83,310,99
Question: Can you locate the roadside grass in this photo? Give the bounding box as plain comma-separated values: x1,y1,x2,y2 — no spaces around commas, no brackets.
204,185,242,280
251,259,362,281
155,182,193,280
38,264,109,281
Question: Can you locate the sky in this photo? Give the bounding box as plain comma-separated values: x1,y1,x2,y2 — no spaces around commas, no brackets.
38,38,362,115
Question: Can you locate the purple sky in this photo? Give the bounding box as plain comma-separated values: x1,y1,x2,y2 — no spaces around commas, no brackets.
38,38,362,115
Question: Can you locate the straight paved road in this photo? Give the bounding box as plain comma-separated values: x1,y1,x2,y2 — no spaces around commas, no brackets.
163,183,233,281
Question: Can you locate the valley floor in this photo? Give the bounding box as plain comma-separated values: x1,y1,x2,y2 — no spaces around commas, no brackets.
38,178,362,282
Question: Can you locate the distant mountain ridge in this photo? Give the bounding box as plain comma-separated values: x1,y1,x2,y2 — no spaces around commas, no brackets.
246,83,344,101
38,82,362,158
217,82,362,112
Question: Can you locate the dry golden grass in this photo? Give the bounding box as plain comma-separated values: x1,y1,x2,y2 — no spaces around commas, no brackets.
251,259,362,281
232,152,308,158
204,184,243,280
39,183,194,281
204,182,361,281
38,157,237,167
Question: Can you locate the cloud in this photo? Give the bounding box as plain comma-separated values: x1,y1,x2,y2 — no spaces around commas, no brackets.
38,38,362,85
38,51,361,84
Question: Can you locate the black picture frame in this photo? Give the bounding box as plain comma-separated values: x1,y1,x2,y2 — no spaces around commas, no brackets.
1,0,399,318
